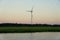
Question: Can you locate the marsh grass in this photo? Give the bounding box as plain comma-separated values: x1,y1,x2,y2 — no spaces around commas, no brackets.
0,26,60,33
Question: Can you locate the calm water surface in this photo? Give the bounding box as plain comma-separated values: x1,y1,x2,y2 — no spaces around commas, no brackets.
0,32,60,40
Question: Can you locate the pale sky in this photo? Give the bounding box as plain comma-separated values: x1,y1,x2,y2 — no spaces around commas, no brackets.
0,0,60,24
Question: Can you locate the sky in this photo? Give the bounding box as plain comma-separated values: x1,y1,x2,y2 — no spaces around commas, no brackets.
0,0,60,24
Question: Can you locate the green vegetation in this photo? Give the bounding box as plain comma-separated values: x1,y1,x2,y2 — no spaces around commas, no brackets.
0,23,60,33
0,26,60,33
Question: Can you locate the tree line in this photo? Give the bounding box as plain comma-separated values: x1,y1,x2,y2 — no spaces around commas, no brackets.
0,23,60,27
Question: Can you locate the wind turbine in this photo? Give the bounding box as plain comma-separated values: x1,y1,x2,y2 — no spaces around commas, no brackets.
26,6,34,40
27,6,34,24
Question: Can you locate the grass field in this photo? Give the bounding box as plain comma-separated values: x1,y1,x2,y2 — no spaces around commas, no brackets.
0,26,60,33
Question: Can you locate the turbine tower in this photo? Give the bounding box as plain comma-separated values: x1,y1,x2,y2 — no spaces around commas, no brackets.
27,6,34,24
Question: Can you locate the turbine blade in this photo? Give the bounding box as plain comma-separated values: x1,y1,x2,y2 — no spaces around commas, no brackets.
31,6,34,12
27,11,31,12
31,7,33,11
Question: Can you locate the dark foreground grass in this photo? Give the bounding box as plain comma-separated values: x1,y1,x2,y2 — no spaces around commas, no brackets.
0,26,60,33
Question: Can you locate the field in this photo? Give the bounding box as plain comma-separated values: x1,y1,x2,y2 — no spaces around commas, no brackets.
0,26,60,33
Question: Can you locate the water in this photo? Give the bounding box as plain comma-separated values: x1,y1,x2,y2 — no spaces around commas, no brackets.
0,32,60,40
